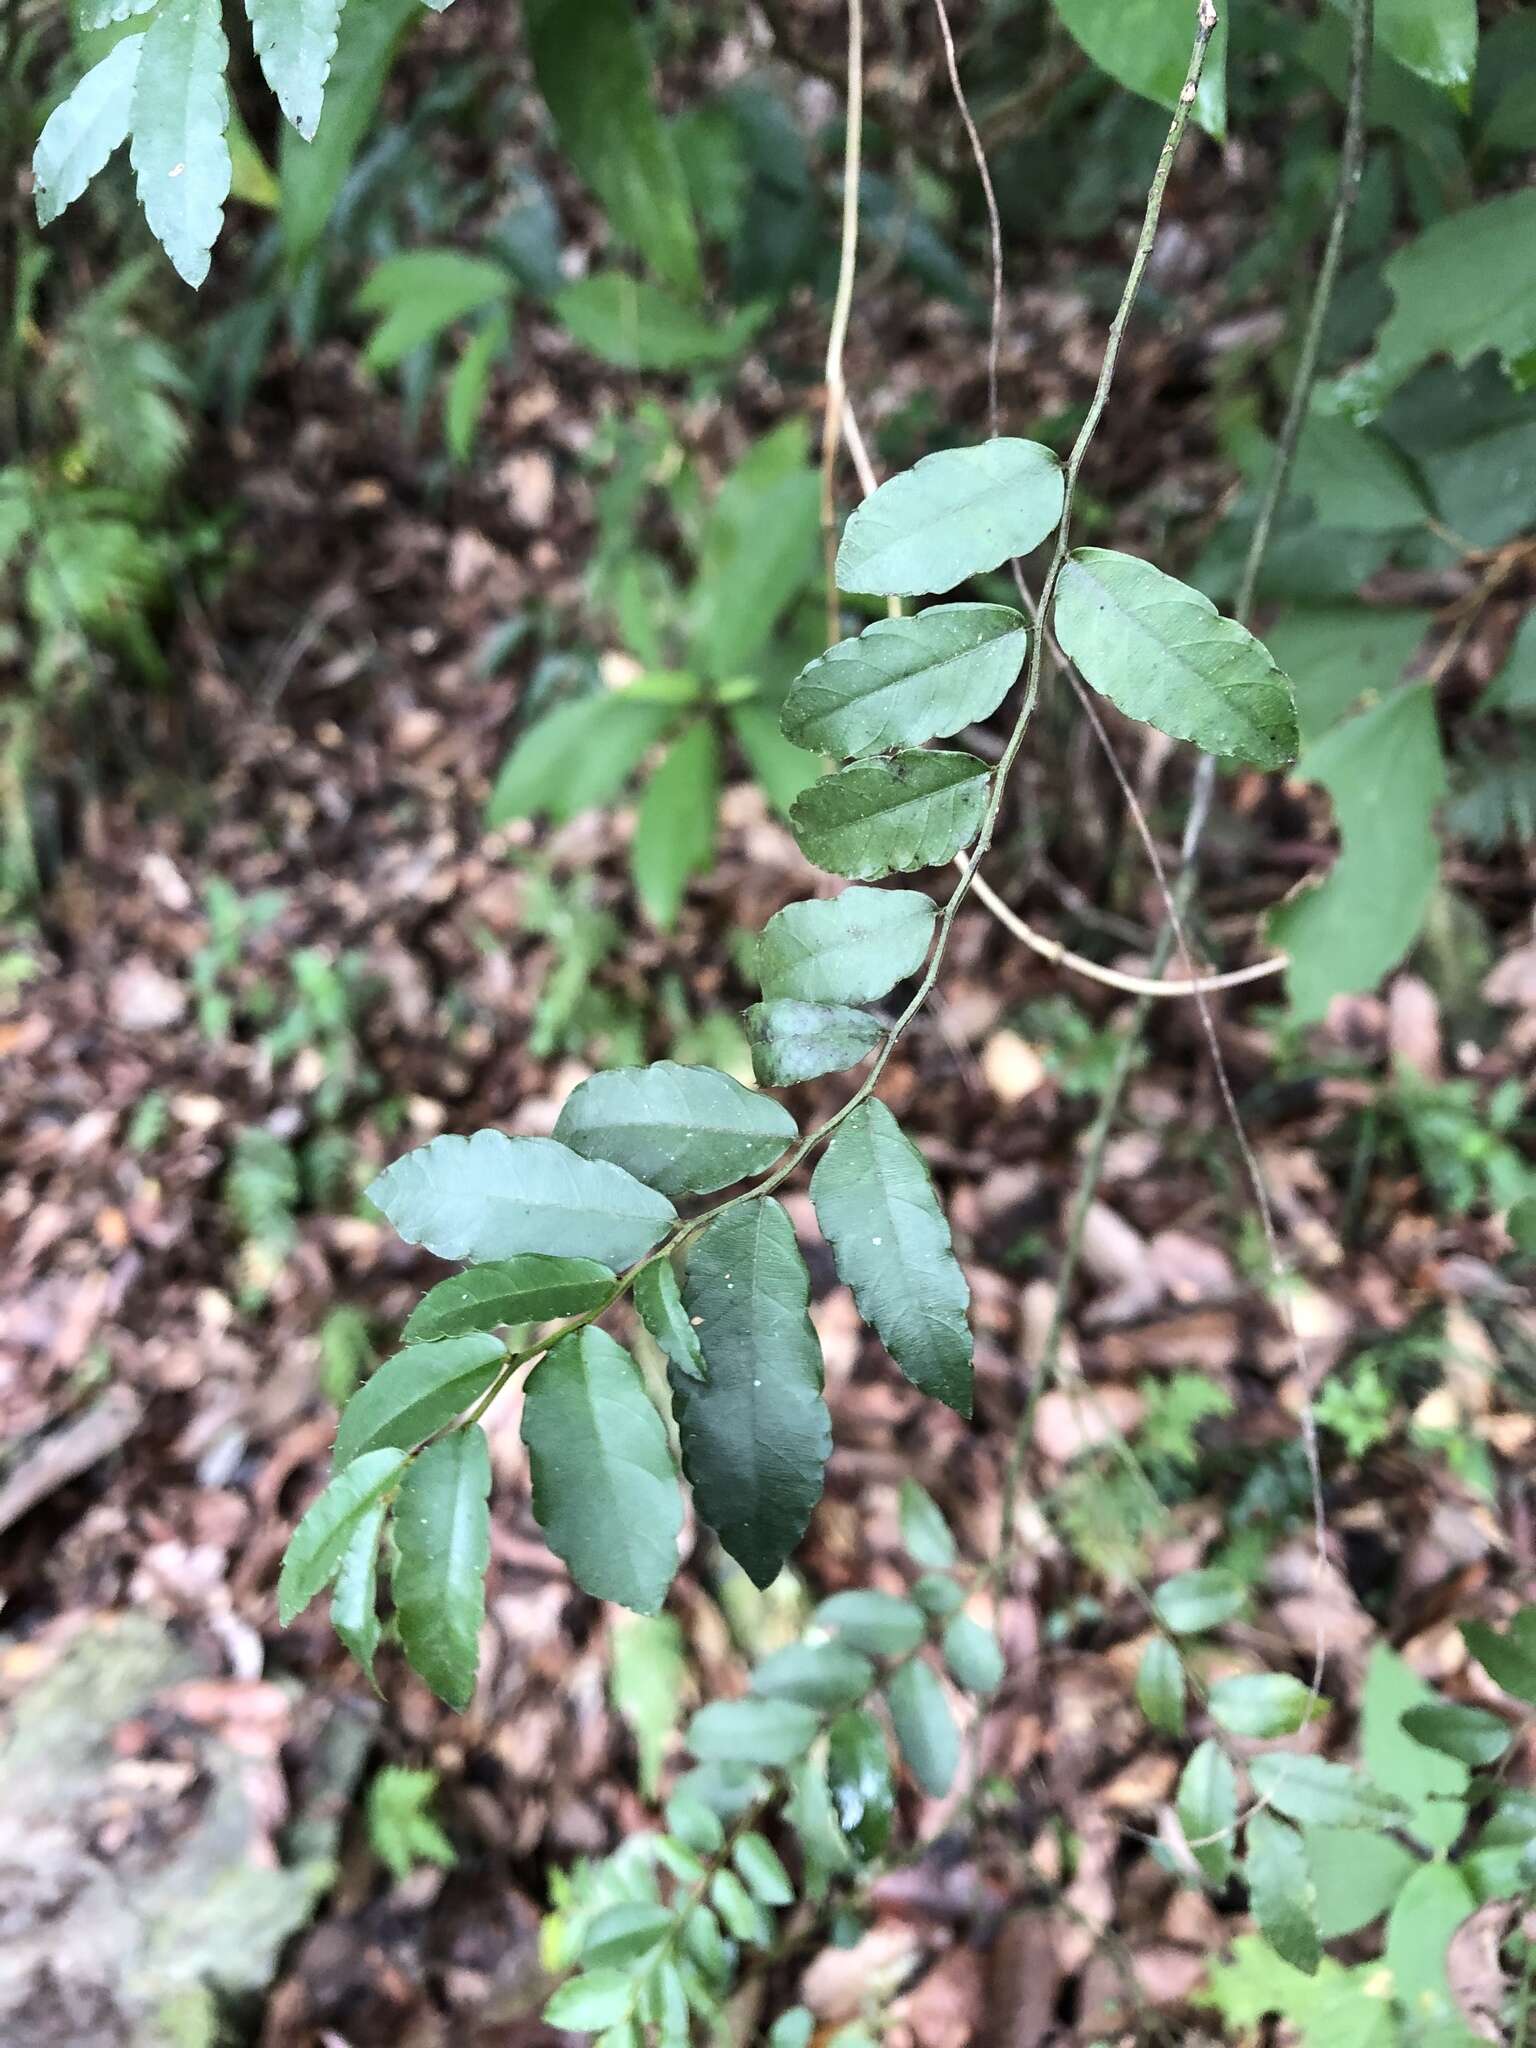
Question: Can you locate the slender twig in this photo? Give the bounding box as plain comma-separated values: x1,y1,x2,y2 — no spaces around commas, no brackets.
821,0,865,646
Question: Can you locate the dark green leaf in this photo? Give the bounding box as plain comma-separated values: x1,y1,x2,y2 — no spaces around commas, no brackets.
1245,1812,1320,1976
790,750,990,879
329,1498,386,1681
367,1130,676,1268
522,1327,682,1614
1371,188,1536,394
898,1480,956,1569
750,1641,875,1711
815,1590,927,1657
247,0,343,139
782,604,1028,757
1136,1636,1186,1736
827,1708,895,1859
1178,1739,1236,1887
403,1256,614,1342
445,308,510,464
686,1698,820,1767
632,718,719,930
734,1832,794,1907
554,1060,795,1197
942,1614,1004,1694
278,1447,408,1624
277,0,418,272
912,1573,964,1618
1209,1674,1326,1741
810,1099,972,1415
886,1658,959,1797
1054,0,1227,137
1054,550,1298,769
1399,1703,1511,1768
486,690,678,828
835,440,1064,597
1247,1754,1409,1830
634,1258,706,1381
33,33,144,228
128,0,232,287
744,1000,883,1087
333,1333,505,1467
676,1202,830,1588
553,274,765,370
1354,0,1476,94
523,0,700,293
1462,1613,1536,1707
1153,1567,1246,1635
757,887,936,1006
392,1426,492,1710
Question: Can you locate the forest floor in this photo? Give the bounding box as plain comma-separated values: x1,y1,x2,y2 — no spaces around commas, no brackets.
3,55,1536,2048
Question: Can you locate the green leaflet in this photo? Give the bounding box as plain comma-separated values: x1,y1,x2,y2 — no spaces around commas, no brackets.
1463,1612,1536,1705
246,0,344,140
330,1498,386,1681
885,1658,958,1797
1269,684,1446,1021
689,422,820,682
1305,1825,1417,1940
686,1697,820,1767
332,1332,506,1467
1247,1755,1409,1831
744,1000,884,1087
522,0,700,295
1052,0,1228,138
486,689,680,829
1360,1646,1471,1853
790,750,990,879
1330,0,1476,95
810,1099,972,1416
632,717,719,929
676,1201,830,1589
734,1833,793,1908
392,1425,492,1710
826,1707,894,1859
750,1642,875,1711
544,1973,634,2032
758,886,936,1008
1135,1636,1186,1736
611,1611,687,1798
1288,412,1426,535
1263,607,1431,746
553,274,765,370
367,1130,676,1268
278,1446,408,1624
1371,188,1536,395
355,249,512,372
815,1590,927,1657
127,0,232,287
1208,1674,1324,1740
445,308,510,464
1383,1865,1480,2043
1398,1703,1511,1769
555,1061,796,1197
1053,549,1298,769
897,1480,955,1569
634,1258,706,1381
32,33,145,228
942,1614,1004,1694
781,605,1028,758
835,440,1063,597
522,1327,682,1614
1245,1813,1321,1977
403,1256,615,1343
1178,1739,1236,1887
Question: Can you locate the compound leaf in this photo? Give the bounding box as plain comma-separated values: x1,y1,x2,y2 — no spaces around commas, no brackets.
758,886,935,1006
676,1201,830,1588
367,1130,676,1268
522,1327,682,1614
1054,549,1298,769
392,1425,492,1709
835,440,1063,597
745,999,884,1087
403,1256,614,1343
810,1099,972,1415
333,1332,506,1467
246,0,344,139
555,1060,795,1197
33,32,145,228
128,0,232,287
782,604,1028,758
278,1446,407,1624
790,750,989,879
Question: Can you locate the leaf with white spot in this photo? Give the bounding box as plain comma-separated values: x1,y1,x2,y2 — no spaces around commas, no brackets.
128,0,233,287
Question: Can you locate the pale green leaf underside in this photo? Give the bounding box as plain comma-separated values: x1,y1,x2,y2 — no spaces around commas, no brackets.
782,604,1028,757
332,1332,505,1467
278,1446,407,1624
634,1258,706,1381
367,1130,676,1268
128,0,232,287
677,1201,830,1589
757,886,936,1006
246,0,344,139
523,1327,682,1614
1054,549,1298,769
835,439,1064,597
402,1255,614,1343
810,1100,972,1417
744,999,883,1087
555,1059,795,1197
330,1497,386,1681
790,750,990,879
34,35,145,228
1269,683,1445,1021
392,1425,492,1709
